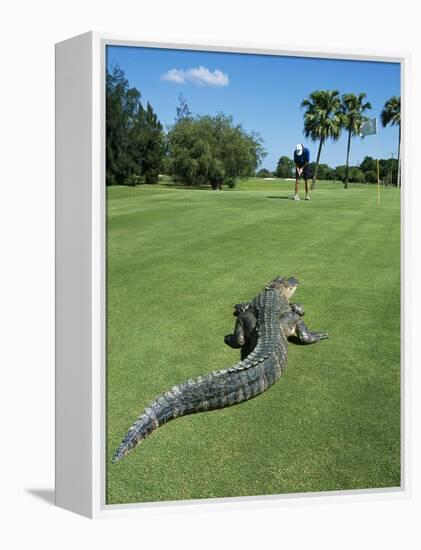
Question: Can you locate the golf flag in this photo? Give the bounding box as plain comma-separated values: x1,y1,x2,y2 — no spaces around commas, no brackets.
359,117,381,206
360,118,377,137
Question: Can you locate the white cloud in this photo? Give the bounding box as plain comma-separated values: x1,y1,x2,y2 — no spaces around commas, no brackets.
161,66,229,87
161,68,186,84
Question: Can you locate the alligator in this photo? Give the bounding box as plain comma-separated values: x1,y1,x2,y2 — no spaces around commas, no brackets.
112,276,328,463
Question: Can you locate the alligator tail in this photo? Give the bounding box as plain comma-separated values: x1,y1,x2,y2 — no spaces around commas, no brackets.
112,380,197,463
112,344,285,463
112,288,287,463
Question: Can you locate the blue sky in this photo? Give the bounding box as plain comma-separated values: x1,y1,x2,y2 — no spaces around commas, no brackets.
107,46,401,171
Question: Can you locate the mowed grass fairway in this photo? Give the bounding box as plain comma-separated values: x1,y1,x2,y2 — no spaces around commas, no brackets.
106,179,400,504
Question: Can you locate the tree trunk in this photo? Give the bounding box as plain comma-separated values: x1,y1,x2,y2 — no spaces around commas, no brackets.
344,129,351,189
311,137,324,190
397,124,401,188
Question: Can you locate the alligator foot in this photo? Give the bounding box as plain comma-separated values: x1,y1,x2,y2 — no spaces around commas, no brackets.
290,303,305,316
224,333,244,348
295,319,328,344
281,312,328,344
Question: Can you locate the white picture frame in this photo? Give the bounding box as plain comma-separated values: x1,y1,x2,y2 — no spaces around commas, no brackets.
55,31,410,519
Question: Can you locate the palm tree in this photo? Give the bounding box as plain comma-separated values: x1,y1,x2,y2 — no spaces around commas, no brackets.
381,96,401,186
301,90,342,189
340,93,372,189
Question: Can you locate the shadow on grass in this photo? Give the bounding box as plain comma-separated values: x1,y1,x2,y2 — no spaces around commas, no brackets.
25,488,55,505
266,196,291,200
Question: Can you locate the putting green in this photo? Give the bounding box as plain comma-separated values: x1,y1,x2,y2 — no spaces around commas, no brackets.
106,179,400,504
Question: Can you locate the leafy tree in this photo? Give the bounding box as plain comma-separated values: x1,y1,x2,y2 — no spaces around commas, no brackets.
317,164,330,180
308,162,332,180
106,66,165,185
256,168,272,178
106,66,141,185
275,156,295,178
333,165,365,183
130,102,165,184
340,93,372,188
359,156,399,185
379,158,399,185
360,156,377,173
333,165,347,181
167,113,266,189
381,96,401,186
301,90,343,189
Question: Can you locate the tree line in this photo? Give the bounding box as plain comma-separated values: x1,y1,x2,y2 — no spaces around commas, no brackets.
106,66,165,186
106,67,265,189
258,155,399,185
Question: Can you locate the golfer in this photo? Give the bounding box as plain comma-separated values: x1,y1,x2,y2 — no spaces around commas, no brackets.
292,143,311,200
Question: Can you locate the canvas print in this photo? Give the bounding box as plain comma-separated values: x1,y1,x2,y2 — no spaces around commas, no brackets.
105,44,401,505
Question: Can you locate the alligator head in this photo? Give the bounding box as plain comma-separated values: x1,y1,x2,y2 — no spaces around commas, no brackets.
265,276,299,299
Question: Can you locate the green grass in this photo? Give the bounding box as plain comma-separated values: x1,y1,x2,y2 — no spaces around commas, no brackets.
106,178,400,504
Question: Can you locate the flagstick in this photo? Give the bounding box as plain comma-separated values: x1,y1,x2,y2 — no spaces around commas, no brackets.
376,118,380,207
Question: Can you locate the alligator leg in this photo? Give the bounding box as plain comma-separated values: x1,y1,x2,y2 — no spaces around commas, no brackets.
224,321,246,349
281,312,328,344
224,308,258,355
295,319,328,343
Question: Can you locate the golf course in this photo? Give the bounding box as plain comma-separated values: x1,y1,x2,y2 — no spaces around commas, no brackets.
106,179,400,505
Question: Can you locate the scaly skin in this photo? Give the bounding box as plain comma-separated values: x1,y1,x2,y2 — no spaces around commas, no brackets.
112,276,328,463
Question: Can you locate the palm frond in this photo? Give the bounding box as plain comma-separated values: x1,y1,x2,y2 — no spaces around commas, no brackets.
381,96,401,128
339,92,372,136
301,89,343,141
